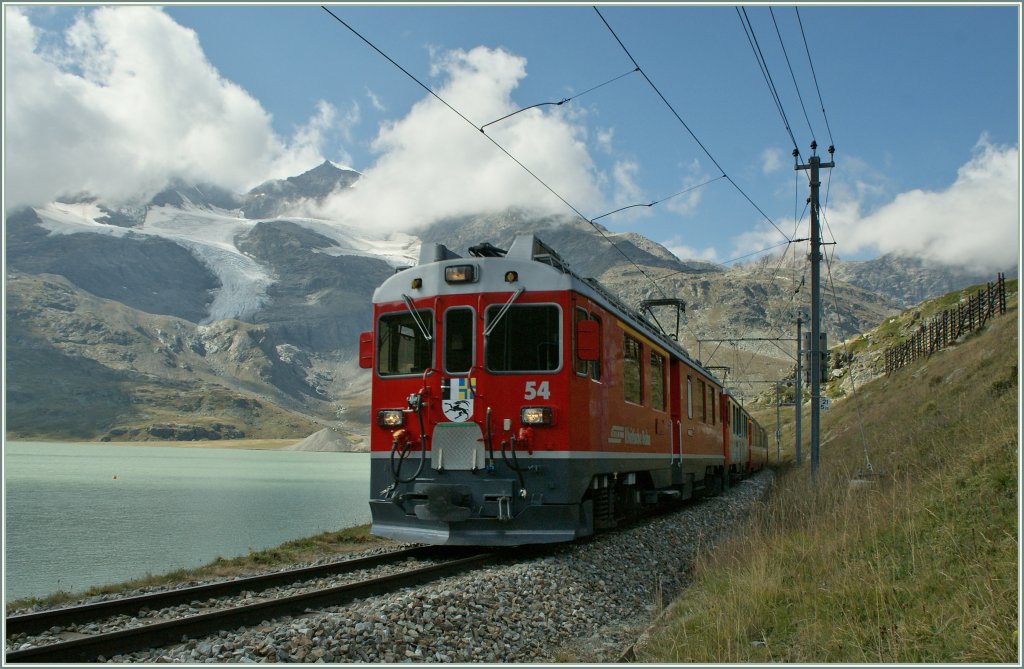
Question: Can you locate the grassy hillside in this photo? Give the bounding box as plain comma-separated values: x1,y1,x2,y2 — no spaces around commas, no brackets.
638,289,1019,662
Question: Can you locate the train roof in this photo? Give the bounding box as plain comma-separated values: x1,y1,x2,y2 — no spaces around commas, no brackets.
375,233,725,388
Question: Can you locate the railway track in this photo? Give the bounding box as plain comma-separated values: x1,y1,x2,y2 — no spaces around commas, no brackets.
5,546,496,663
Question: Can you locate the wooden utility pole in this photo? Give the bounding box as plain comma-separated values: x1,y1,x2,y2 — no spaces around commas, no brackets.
795,142,834,481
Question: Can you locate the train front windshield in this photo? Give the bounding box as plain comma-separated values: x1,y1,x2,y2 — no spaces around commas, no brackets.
378,310,433,376
484,304,561,372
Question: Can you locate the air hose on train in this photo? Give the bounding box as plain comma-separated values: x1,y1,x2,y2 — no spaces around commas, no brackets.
500,436,527,496
485,407,496,466
388,384,431,487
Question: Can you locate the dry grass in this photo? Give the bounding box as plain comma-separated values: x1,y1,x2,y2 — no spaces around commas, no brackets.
638,301,1019,663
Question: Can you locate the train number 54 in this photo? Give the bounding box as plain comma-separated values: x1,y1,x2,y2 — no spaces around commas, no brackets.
524,381,551,400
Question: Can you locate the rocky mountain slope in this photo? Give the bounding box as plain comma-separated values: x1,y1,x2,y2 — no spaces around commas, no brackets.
3,162,999,442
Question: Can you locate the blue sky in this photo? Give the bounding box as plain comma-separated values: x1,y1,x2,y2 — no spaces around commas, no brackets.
5,3,1020,273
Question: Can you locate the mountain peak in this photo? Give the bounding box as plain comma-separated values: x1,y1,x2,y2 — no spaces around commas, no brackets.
242,161,360,219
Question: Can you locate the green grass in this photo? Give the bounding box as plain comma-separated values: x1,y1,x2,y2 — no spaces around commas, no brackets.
6,525,385,613
638,295,1019,663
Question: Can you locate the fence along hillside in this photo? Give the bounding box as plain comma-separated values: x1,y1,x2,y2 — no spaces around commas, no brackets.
884,274,1008,375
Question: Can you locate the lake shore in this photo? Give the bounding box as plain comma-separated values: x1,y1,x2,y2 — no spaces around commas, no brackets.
4,437,301,450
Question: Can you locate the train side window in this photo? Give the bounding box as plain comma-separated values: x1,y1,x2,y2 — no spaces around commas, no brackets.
485,304,561,372
378,309,433,376
444,308,474,374
590,316,602,382
699,379,707,422
574,308,589,376
709,386,716,425
686,375,693,419
623,334,643,405
650,351,665,411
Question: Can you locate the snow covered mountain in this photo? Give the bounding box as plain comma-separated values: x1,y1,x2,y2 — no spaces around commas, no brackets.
4,161,994,443
6,162,419,442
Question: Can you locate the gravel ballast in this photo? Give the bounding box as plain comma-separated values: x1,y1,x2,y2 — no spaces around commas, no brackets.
9,469,773,663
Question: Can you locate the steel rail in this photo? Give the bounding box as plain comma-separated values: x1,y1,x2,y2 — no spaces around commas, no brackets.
6,545,454,638
5,551,496,663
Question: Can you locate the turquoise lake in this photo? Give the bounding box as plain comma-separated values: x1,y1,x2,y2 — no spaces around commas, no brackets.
3,442,370,603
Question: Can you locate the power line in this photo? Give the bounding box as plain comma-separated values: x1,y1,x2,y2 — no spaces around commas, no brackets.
480,66,639,130
594,6,791,243
590,175,726,223
325,5,818,392
737,6,800,155
770,7,817,144
795,6,835,149
321,5,670,298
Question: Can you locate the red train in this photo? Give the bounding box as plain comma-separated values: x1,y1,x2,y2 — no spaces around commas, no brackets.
359,234,767,545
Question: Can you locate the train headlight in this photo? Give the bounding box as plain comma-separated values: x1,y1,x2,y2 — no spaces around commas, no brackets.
376,409,405,428
520,406,552,426
444,265,477,283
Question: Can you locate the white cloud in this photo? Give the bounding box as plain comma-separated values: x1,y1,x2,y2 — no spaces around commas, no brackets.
3,6,337,210
611,161,644,206
313,46,606,232
596,127,615,154
663,159,711,218
365,88,386,112
829,138,1019,273
732,138,1019,274
761,147,784,175
5,9,612,232
661,237,719,263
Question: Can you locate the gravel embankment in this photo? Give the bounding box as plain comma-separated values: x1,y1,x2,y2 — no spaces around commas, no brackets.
8,469,772,663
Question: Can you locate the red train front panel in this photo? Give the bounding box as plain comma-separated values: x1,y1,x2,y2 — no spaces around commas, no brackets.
361,234,762,545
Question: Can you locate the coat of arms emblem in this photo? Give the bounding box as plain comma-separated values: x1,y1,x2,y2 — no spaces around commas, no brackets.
442,377,476,422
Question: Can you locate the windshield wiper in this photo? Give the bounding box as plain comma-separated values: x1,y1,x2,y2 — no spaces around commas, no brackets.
401,294,433,341
484,287,525,337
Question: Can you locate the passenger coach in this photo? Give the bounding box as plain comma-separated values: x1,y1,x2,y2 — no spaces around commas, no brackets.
359,234,766,545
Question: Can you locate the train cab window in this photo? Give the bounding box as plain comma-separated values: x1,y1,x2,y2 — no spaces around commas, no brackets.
686,375,693,420
444,308,474,374
485,304,560,372
623,334,642,405
650,351,665,411
378,309,433,376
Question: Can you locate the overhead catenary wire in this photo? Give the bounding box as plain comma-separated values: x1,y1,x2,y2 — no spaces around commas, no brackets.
736,7,801,156
730,5,831,390
594,6,792,243
480,66,640,130
590,175,726,223
325,5,827,396
320,5,671,299
770,7,817,145
795,6,835,149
